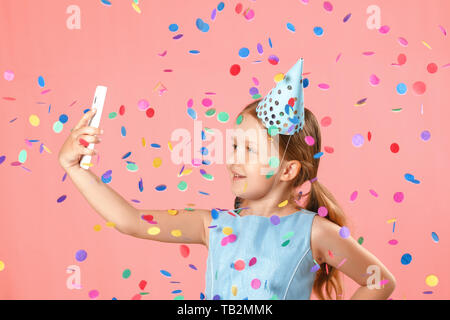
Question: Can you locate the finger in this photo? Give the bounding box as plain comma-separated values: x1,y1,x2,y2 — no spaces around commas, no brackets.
77,134,100,147
79,145,97,156
72,126,103,139
73,109,96,132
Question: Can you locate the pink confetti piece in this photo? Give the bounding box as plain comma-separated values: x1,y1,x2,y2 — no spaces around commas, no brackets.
337,258,347,268
336,52,342,62
318,83,330,90
40,89,51,94
362,51,375,56
158,50,167,57
398,37,408,47
369,74,380,86
378,25,390,34
438,25,446,36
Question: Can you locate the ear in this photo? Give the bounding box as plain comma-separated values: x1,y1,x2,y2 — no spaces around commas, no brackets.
280,160,301,182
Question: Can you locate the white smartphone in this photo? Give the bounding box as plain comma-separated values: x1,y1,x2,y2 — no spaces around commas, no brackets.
80,85,107,170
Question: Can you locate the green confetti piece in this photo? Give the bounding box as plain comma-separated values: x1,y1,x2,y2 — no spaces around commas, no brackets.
205,108,216,117
122,269,131,279
236,114,243,125
177,180,188,191
108,112,118,119
357,236,364,245
281,239,290,247
217,111,229,123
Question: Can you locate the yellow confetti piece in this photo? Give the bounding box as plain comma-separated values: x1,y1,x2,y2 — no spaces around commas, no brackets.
231,285,238,296
42,144,52,154
179,169,193,177
131,2,141,13
168,141,173,152
80,162,93,168
29,114,40,126
274,73,285,83
426,275,438,287
243,181,248,192
278,200,288,207
93,224,102,232
106,221,116,228
168,209,178,215
153,157,162,168
421,40,432,49
147,226,161,235
386,218,397,224
171,229,182,237
142,137,146,147
0,260,4,271
223,227,233,235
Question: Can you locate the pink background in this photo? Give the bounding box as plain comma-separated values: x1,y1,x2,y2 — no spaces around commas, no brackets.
1,0,449,300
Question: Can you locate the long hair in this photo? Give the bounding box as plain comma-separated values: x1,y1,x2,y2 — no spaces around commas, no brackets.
234,98,348,300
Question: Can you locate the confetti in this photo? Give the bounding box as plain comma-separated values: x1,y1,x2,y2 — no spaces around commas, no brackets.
230,64,241,76
147,227,160,235
238,47,250,58
88,289,99,299
425,275,438,287
401,253,412,265
75,249,87,262
4,70,14,81
122,269,131,279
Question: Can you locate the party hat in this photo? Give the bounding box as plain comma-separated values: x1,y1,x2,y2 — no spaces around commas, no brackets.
256,58,305,136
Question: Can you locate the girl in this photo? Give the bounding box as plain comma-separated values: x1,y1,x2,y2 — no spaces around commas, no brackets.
58,58,396,300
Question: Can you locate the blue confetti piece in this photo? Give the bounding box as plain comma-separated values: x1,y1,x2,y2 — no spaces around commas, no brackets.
268,37,273,48
155,184,167,191
59,114,68,124
200,292,205,300
287,22,296,32
150,143,161,148
38,75,45,87
401,253,412,265
101,0,112,6
160,269,172,277
187,107,197,120
122,152,132,159
0,155,6,165
189,50,200,54
198,191,209,195
238,47,250,58
202,159,211,165
313,152,324,159
211,208,219,220
121,126,126,137
313,26,324,36
217,2,224,11
169,23,179,32
303,78,309,88
189,264,197,270
431,232,439,243
139,178,143,192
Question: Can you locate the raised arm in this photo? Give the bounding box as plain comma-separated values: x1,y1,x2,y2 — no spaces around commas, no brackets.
58,108,210,246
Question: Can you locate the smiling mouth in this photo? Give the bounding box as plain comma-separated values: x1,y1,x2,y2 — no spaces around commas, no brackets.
233,174,246,180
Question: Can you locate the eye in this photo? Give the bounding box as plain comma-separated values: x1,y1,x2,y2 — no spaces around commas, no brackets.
232,143,238,150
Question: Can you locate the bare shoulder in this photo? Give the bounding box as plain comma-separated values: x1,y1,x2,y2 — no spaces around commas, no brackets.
310,214,340,264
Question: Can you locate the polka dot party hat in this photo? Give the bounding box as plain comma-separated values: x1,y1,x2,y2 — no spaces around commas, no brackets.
256,58,305,136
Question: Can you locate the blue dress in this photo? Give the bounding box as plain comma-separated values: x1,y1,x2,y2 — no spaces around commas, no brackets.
205,208,319,300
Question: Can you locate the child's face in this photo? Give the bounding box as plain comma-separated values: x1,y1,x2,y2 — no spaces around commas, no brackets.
226,113,283,200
